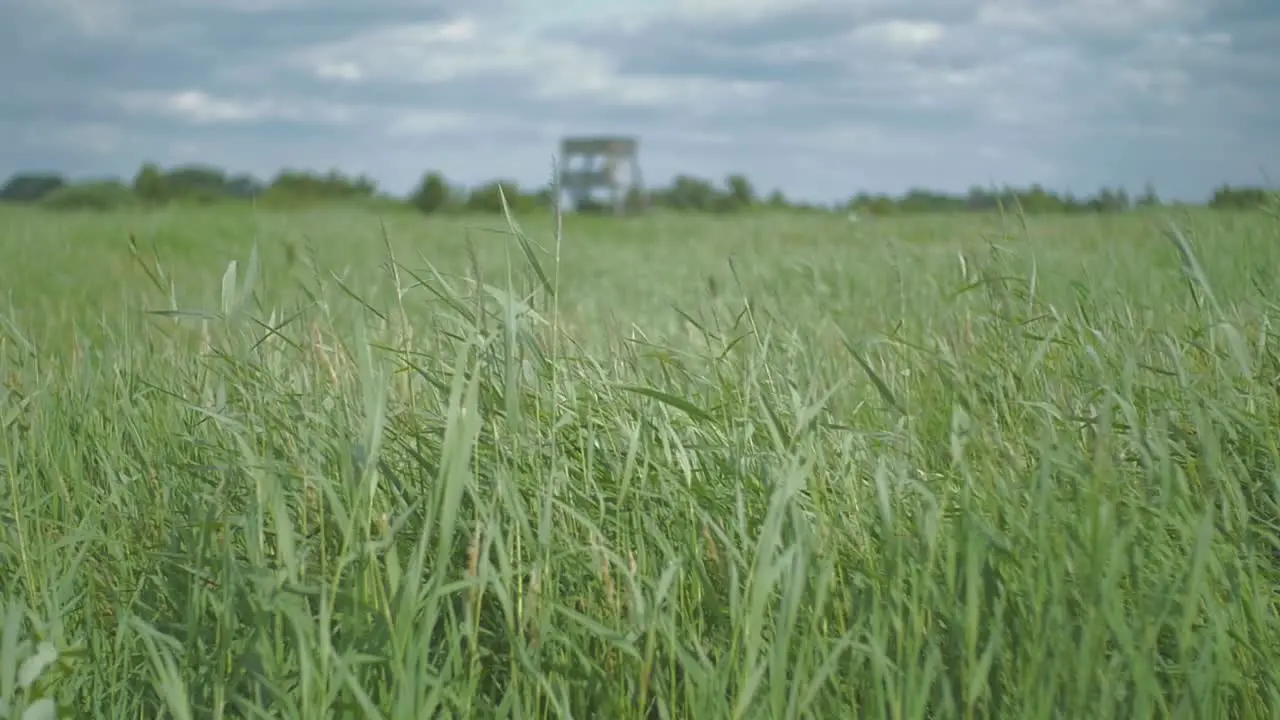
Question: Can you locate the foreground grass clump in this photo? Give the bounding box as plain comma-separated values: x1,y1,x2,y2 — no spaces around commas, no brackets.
0,206,1278,718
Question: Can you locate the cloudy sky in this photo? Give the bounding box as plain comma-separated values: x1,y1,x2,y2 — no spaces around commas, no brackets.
3,0,1277,203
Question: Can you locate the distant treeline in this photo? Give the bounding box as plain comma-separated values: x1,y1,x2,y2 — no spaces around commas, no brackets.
0,163,1274,215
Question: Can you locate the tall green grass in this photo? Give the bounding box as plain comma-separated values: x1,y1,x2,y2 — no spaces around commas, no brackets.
0,204,1277,717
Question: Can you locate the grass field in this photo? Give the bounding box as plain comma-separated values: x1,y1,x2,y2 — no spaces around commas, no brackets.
1,203,1278,718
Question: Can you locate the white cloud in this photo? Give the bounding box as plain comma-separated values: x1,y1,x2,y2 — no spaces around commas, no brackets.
42,0,131,37
291,19,535,84
39,0,305,37
117,89,479,139
117,90,356,125
384,109,475,136
976,0,1205,35
292,17,778,109
850,19,947,50
314,61,363,82
666,0,832,21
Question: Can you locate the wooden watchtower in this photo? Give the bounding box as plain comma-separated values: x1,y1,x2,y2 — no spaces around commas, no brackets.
557,136,646,215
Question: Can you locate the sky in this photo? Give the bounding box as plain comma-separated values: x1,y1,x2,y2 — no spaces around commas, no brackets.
2,0,1277,204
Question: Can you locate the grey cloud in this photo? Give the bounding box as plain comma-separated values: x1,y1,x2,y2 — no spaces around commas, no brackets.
145,4,469,59
554,4,966,83
3,0,491,97
557,1,972,48
542,6,1089,133
618,53,845,85
0,0,1276,203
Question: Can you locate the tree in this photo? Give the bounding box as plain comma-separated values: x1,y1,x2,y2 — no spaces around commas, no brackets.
1114,187,1131,212
852,193,897,217
165,164,232,203
261,168,377,206
725,174,755,209
132,163,168,204
0,172,66,202
410,171,451,214
225,174,265,199
131,163,263,204
1209,185,1272,210
1136,182,1161,207
465,180,533,214
1019,184,1063,214
41,180,136,211
659,175,720,211
965,186,997,212
1088,186,1129,213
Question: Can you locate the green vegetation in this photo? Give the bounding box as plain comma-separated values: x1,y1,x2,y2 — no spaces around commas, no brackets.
0,202,1278,718
2,163,1276,215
